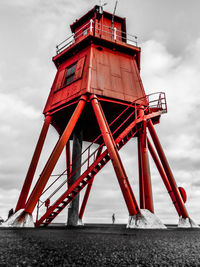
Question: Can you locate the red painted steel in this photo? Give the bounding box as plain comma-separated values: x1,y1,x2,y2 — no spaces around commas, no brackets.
147,119,189,218
24,96,87,214
137,135,145,209
179,187,187,203
90,94,140,216
35,95,165,226
15,115,51,212
147,136,181,216
36,105,143,226
138,108,154,213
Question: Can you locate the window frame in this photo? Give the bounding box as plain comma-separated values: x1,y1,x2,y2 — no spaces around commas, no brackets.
54,56,86,93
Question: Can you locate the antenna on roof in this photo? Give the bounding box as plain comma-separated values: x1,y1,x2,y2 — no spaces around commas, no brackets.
112,0,119,28
99,0,107,14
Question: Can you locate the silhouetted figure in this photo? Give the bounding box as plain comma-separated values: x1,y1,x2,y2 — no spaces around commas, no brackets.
8,208,14,219
112,213,115,224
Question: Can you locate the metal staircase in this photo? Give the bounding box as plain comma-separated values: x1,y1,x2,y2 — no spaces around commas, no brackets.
35,92,167,227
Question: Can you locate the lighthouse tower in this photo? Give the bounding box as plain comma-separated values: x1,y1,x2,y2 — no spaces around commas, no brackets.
11,5,196,228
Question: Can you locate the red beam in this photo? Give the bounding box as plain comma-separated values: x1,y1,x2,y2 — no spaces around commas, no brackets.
147,119,189,218
15,115,51,212
147,137,181,216
90,94,140,216
24,95,87,214
137,135,145,209
140,119,154,213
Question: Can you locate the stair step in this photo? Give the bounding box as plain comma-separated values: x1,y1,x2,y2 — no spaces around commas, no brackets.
104,155,110,161
100,159,106,165
91,170,97,176
95,165,101,171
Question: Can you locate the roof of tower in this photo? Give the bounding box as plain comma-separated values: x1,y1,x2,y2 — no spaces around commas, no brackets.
70,5,126,33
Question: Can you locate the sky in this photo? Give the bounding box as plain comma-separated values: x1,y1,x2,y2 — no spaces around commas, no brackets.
0,0,200,225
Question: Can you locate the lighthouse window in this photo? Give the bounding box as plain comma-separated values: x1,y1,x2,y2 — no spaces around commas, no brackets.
64,62,77,86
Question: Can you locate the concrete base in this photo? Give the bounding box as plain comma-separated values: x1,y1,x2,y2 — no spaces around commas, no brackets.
78,218,84,226
0,210,34,228
178,217,199,228
127,209,166,229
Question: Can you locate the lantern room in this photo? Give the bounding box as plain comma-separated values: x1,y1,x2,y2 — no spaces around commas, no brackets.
43,5,146,119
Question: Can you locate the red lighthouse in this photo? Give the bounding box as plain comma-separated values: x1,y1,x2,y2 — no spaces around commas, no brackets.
12,5,196,228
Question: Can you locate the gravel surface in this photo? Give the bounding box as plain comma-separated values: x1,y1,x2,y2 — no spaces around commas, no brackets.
0,225,200,266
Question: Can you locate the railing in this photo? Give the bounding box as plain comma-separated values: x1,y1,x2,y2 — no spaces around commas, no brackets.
36,92,167,222
56,19,138,54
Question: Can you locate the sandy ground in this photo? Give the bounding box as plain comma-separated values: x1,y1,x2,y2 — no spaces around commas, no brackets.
0,224,200,266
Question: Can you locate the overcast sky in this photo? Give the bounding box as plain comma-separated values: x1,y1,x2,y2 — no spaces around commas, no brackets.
0,0,200,225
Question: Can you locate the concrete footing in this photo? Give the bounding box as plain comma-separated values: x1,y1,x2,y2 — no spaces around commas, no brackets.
77,218,84,226
0,210,34,228
127,209,166,229
178,217,199,228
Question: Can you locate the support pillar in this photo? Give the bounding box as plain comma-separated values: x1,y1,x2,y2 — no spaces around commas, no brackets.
137,136,145,209
90,94,140,216
15,115,51,212
147,119,189,218
138,108,154,213
67,124,83,226
147,137,181,216
24,95,86,215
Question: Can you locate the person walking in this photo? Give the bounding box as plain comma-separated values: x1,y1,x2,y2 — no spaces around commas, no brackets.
112,213,115,224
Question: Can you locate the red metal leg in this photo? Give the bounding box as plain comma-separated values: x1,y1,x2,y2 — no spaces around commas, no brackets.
79,145,103,220
66,141,71,188
15,115,51,212
138,107,154,213
137,135,145,209
90,94,140,216
147,119,189,218
147,137,181,216
24,95,87,214
140,120,154,213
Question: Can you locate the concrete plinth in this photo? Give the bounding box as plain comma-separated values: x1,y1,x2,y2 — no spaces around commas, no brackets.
178,217,199,228
0,210,34,228
127,209,166,229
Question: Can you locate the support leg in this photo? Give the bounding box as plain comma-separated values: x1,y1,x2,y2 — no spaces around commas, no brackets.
67,124,83,226
147,119,189,218
147,137,181,216
24,95,87,215
15,115,51,212
140,120,154,213
138,107,154,213
137,135,145,209
90,94,140,216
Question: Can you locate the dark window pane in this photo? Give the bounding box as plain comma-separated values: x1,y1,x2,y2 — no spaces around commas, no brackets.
65,74,74,85
64,62,77,86
66,63,77,77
